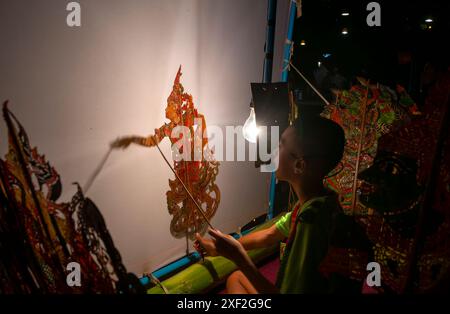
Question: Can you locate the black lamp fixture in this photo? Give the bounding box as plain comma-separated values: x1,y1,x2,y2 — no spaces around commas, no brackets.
249,82,290,167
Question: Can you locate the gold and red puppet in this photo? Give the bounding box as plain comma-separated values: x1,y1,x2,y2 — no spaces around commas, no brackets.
111,66,220,241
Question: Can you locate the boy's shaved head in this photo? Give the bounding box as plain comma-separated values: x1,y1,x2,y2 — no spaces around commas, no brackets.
292,115,345,177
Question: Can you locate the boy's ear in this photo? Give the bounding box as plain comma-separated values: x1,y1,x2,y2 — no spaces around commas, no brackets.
294,158,305,175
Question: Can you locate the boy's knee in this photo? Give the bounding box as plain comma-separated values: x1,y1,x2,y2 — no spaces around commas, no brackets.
226,270,243,285
226,270,257,294
226,270,244,293
227,270,243,280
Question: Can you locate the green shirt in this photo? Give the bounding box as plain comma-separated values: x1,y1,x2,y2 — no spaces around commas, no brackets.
275,193,340,293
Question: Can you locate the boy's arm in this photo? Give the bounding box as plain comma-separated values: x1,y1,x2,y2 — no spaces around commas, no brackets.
196,224,285,257
238,224,285,250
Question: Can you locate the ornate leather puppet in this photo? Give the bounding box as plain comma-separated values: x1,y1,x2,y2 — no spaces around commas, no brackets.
318,79,419,292
0,102,142,294
111,66,220,241
355,72,450,293
321,79,419,215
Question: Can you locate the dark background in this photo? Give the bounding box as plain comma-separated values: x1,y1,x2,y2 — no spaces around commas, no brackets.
290,0,450,107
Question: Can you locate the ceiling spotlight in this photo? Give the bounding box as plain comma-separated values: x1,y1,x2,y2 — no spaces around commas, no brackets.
425,18,433,23
341,11,350,16
341,28,349,35
300,40,306,46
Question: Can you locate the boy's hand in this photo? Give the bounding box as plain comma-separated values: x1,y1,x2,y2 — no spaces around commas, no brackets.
196,228,247,265
194,234,218,257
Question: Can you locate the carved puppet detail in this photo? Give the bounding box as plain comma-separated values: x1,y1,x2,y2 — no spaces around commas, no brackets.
111,66,220,240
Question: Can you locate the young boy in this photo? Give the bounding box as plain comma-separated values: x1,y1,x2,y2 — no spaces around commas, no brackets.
195,114,346,294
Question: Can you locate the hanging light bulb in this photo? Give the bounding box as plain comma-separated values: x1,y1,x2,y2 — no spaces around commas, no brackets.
243,107,259,143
